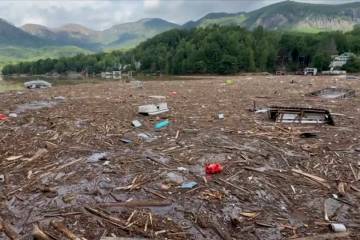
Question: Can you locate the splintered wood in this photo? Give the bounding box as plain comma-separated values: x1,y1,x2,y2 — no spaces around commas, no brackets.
0,75,359,239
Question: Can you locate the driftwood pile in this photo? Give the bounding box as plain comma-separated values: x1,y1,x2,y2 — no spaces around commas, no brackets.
0,75,359,239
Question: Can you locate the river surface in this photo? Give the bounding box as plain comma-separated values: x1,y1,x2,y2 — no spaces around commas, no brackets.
0,76,120,93
0,75,215,93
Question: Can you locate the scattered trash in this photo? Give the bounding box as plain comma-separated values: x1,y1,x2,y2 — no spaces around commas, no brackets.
0,174,4,183
24,80,52,89
239,212,260,218
27,148,48,162
299,132,318,138
6,155,23,161
101,237,147,240
225,80,234,85
0,114,8,121
54,96,66,100
177,167,188,172
169,91,177,96
218,113,224,119
255,109,269,114
346,75,360,80
338,182,346,196
160,184,171,190
87,152,108,162
2,75,359,239
322,70,347,75
8,113,17,118
131,80,144,88
131,120,142,128
166,172,185,184
120,138,132,144
138,103,169,115
148,95,166,99
205,163,223,174
137,133,151,141
292,168,330,188
307,87,355,99
179,181,198,189
63,194,76,203
15,101,57,114
155,120,170,129
330,223,347,233
268,106,335,125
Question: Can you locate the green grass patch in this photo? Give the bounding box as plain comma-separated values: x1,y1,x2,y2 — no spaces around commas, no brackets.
199,15,247,28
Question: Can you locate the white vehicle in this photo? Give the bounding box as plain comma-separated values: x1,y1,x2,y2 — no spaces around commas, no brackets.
304,68,317,76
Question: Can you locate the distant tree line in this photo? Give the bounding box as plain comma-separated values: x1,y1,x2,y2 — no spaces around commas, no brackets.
3,25,360,75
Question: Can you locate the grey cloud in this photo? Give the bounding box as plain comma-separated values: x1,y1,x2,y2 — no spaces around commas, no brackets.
0,0,358,30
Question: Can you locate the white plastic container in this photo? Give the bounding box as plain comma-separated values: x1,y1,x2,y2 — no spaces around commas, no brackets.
330,223,346,232
138,103,169,115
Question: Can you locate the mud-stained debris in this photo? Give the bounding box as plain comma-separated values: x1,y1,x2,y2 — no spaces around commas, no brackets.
307,87,355,99
330,223,347,233
0,75,359,239
268,106,335,125
15,100,57,113
54,96,66,101
166,172,185,184
138,102,169,115
346,75,360,80
132,120,142,128
87,152,108,162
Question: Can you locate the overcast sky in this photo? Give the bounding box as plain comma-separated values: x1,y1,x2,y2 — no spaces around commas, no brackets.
1,0,359,30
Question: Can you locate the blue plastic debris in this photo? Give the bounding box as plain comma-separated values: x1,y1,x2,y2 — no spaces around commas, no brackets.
180,181,198,189
155,120,170,129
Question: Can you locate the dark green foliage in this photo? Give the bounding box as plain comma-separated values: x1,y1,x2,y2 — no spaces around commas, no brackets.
312,53,331,71
344,56,360,72
183,1,360,32
3,26,360,75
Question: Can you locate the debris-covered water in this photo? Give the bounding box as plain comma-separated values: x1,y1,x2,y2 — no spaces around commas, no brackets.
0,75,359,239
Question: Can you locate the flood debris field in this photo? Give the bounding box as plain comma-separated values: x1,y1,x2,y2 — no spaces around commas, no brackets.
1,75,360,240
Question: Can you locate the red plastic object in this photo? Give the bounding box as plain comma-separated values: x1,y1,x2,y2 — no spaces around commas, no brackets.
205,163,223,174
0,114,7,121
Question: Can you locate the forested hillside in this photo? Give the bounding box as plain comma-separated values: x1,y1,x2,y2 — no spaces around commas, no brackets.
183,1,360,32
2,1,360,68
3,25,360,75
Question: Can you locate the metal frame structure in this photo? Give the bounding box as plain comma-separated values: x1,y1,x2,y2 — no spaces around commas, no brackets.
307,88,355,99
268,106,335,125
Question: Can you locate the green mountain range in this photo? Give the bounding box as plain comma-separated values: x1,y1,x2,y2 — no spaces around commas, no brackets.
21,18,178,51
2,1,360,68
0,17,177,67
184,1,360,32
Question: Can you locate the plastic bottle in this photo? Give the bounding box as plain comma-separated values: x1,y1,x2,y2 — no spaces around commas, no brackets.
155,120,170,129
